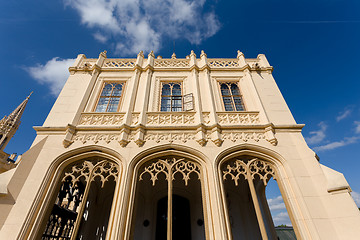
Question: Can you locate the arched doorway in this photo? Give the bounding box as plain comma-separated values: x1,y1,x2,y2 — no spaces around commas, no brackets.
130,156,206,240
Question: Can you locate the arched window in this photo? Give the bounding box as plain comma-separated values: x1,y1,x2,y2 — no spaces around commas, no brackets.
220,157,295,240
95,83,124,112
160,83,183,112
220,83,245,111
130,157,206,240
40,158,120,240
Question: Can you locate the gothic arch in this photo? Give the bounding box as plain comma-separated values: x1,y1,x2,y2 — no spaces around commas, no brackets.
215,144,301,240
121,144,212,240
19,145,124,240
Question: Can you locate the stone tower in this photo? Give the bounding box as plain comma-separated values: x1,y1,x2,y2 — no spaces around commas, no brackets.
0,51,359,240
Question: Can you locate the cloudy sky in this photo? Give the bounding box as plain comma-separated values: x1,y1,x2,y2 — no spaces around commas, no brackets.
1,0,360,226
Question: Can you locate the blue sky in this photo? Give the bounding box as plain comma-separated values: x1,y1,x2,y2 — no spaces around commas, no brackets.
1,0,360,226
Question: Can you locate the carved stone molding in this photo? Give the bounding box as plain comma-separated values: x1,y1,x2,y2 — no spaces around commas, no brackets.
154,59,190,68
222,131,265,142
131,113,140,125
78,113,125,126
217,112,260,125
103,59,136,68
144,132,195,143
208,59,239,68
73,133,121,144
146,112,196,125
202,112,210,124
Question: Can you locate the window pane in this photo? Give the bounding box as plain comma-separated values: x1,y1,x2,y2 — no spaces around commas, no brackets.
112,84,123,96
233,97,244,111
172,84,181,96
108,98,120,112
161,97,171,111
221,84,231,96
223,97,234,111
172,96,182,108
95,97,109,112
162,84,171,96
230,84,240,95
101,84,113,96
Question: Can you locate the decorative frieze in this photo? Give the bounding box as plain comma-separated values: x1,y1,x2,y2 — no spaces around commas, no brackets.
103,59,136,68
217,112,260,125
73,133,121,144
144,132,196,143
78,113,125,126
146,112,196,125
154,59,190,68
222,131,265,142
202,112,210,124
208,59,239,68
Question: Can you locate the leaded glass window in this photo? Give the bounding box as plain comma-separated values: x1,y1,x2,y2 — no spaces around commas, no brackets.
160,83,182,112
95,83,124,112
220,83,245,111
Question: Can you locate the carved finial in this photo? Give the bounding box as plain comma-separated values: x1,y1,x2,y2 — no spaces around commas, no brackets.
190,50,196,58
237,50,243,58
149,50,155,58
171,52,176,59
100,50,107,58
138,50,144,57
157,55,163,59
200,50,207,58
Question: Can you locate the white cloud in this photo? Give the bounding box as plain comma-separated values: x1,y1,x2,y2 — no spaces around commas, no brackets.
351,191,360,207
272,211,292,226
93,32,108,43
26,57,75,96
306,122,327,145
336,109,352,122
267,195,286,211
313,136,359,152
354,121,360,134
64,0,221,54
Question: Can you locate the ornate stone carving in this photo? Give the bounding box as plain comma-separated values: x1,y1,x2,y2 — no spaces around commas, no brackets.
103,59,136,68
146,112,195,125
217,112,260,125
208,59,239,68
73,133,121,144
78,113,125,126
144,132,195,143
154,59,190,68
139,157,200,186
222,158,276,186
202,112,210,124
222,132,265,142
78,59,96,69
131,113,140,125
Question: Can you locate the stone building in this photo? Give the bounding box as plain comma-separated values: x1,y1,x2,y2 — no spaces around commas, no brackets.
0,50,359,239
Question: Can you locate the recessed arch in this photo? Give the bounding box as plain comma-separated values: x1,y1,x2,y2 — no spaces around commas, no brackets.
19,145,124,240
122,144,212,240
215,144,302,240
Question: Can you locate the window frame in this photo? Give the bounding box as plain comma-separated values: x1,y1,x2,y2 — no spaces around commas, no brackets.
218,81,246,111
93,81,126,112
160,81,183,112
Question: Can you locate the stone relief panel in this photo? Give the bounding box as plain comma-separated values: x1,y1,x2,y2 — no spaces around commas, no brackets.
146,112,196,125
154,59,190,68
103,59,136,68
217,112,260,125
208,59,239,68
78,113,125,126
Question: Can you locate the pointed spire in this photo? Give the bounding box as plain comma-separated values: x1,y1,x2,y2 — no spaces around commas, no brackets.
0,92,32,135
